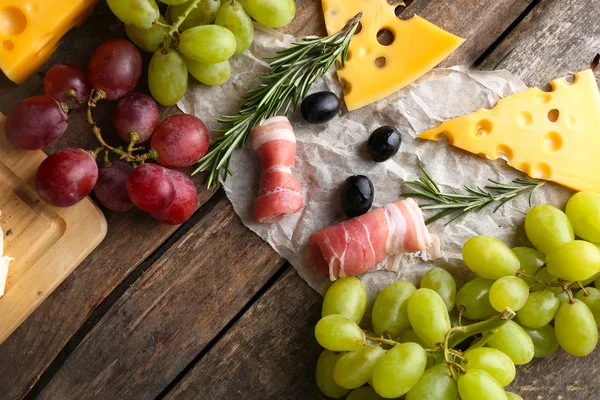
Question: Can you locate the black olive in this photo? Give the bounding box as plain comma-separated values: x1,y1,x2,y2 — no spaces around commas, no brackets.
301,91,340,124
340,175,374,218
366,126,402,162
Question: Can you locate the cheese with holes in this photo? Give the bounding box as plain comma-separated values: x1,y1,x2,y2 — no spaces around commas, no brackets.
322,0,464,111
0,0,98,84
0,211,12,298
419,69,600,192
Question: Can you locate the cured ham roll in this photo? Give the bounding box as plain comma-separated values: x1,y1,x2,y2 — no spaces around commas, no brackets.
309,198,439,280
251,116,304,223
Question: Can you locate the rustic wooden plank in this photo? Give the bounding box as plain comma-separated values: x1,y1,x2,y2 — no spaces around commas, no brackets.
162,1,600,400
164,267,324,400
36,196,284,400
0,3,217,399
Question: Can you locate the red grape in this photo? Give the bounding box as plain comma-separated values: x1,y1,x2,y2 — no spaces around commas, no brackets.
151,114,209,168
35,148,99,207
44,64,91,109
88,39,142,100
113,93,159,143
151,170,197,225
94,161,134,212
5,96,68,150
127,163,175,212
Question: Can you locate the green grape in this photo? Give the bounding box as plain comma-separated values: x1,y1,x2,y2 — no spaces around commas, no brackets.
489,276,529,312
168,0,221,30
397,329,427,348
346,386,386,400
407,289,451,347
462,236,520,280
333,345,385,389
420,267,456,311
565,192,600,242
455,278,496,320
506,392,524,400
576,287,600,324
595,275,600,290
243,0,295,28
322,277,367,324
449,309,472,327
148,48,188,106
185,58,231,86
107,0,159,29
215,0,254,55
579,273,598,287
160,0,188,4
516,290,559,328
179,25,237,64
457,369,508,400
405,364,459,400
511,247,545,286
547,240,600,282
554,299,598,356
525,204,574,254
315,314,365,352
487,320,534,365
371,280,416,338
315,350,350,398
529,267,562,294
462,347,515,387
372,342,427,398
519,324,559,358
125,16,170,54
556,290,571,304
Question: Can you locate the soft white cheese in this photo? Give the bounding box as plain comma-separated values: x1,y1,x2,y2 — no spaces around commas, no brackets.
0,210,13,298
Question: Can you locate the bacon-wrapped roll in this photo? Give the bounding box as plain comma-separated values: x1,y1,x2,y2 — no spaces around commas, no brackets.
251,116,304,223
309,198,440,280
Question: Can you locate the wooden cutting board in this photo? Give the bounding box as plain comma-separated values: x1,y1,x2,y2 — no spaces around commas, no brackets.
0,114,107,344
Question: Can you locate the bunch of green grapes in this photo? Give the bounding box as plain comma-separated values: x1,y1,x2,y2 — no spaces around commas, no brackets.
314,191,600,400
106,0,296,106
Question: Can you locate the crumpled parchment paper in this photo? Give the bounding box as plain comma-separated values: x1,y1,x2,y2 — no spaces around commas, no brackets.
179,29,573,302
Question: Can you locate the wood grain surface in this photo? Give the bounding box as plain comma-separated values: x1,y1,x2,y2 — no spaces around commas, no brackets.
0,0,598,399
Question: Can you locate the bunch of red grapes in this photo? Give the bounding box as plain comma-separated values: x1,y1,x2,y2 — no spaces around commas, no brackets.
4,39,209,225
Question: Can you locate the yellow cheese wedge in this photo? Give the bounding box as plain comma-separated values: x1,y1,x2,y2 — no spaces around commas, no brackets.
0,0,98,84
322,0,464,111
419,69,600,192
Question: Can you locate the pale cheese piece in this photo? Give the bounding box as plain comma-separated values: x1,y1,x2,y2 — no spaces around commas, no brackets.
322,0,464,111
419,69,600,192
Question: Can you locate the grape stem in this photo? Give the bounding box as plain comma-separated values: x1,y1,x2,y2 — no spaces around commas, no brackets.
160,0,203,48
365,336,399,347
86,89,158,165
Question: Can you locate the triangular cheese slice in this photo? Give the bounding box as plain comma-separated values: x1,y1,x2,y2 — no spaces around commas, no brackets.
419,69,600,192
322,0,464,111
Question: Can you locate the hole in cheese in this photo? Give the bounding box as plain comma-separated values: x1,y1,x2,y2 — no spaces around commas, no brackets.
377,28,394,46
542,131,563,152
537,93,552,104
394,5,405,17
2,40,13,51
355,22,363,35
517,111,533,127
474,119,492,137
565,115,577,128
346,50,352,61
0,7,27,35
566,74,576,84
394,0,414,17
434,132,454,145
375,56,387,68
496,144,513,161
340,78,352,95
547,109,559,122
531,162,552,179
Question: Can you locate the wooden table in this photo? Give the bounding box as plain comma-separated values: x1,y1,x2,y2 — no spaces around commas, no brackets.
0,0,598,399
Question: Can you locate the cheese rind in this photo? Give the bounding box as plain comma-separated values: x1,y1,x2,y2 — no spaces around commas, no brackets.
0,0,98,84
419,69,600,193
322,0,464,111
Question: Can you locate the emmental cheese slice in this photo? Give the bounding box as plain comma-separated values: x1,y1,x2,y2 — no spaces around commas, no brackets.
419,69,600,192
0,0,98,84
322,0,464,111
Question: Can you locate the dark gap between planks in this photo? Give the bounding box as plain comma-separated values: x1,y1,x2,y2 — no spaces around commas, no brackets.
154,262,292,400
23,190,228,400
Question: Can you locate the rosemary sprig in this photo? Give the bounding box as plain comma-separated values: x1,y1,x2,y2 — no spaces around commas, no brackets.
401,164,544,225
192,13,363,187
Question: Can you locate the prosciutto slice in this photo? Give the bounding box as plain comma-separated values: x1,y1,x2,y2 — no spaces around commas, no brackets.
309,198,439,280
251,116,304,223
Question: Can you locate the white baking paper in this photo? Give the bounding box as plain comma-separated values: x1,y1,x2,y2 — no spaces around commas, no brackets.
179,30,573,302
